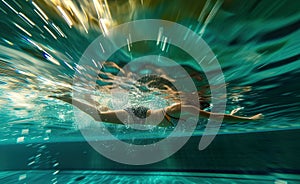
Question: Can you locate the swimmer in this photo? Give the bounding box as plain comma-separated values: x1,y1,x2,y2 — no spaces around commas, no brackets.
50,61,263,127
50,94,263,127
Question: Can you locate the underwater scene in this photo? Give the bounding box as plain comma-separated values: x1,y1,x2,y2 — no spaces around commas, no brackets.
0,0,300,183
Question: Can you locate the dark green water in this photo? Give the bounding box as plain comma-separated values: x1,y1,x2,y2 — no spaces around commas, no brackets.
0,0,299,183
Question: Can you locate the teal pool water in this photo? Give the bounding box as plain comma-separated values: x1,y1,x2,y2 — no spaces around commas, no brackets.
0,0,299,182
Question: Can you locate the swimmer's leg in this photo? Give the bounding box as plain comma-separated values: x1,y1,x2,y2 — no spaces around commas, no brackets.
178,105,264,123
83,94,110,111
218,113,264,122
49,94,72,104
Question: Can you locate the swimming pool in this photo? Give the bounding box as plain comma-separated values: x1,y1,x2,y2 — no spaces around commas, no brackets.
0,0,299,183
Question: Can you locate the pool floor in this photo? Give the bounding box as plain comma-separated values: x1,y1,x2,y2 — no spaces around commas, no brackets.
1,170,299,183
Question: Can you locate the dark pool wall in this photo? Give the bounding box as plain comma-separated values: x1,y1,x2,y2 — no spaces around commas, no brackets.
1,129,300,174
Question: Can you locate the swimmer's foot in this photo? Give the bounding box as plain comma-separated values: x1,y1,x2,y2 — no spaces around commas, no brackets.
230,107,243,115
249,113,264,120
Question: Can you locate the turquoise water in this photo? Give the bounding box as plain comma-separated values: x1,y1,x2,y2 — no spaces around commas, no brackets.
0,0,300,183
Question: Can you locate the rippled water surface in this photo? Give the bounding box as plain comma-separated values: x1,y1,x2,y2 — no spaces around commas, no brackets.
0,0,299,182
